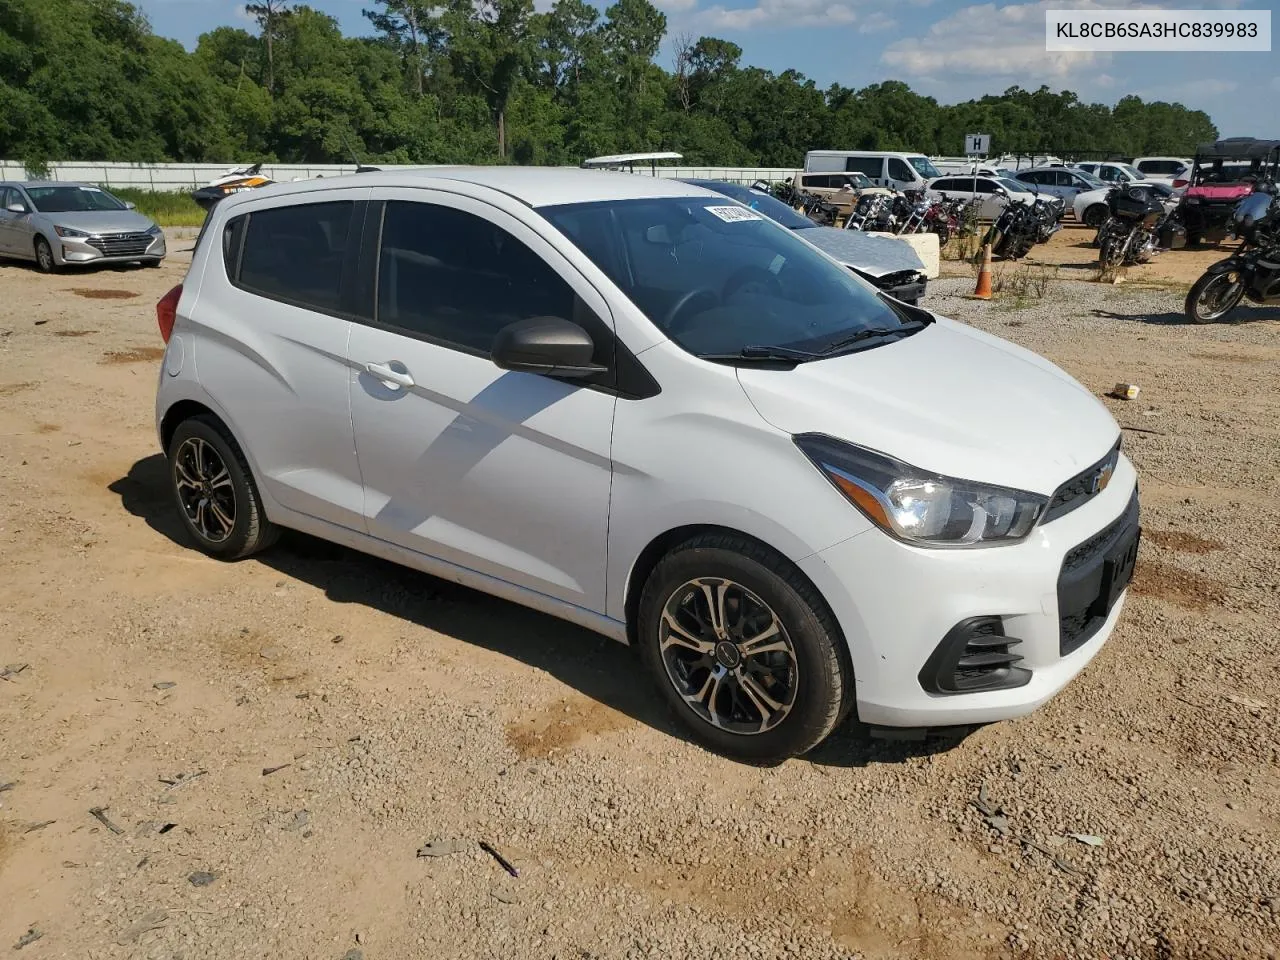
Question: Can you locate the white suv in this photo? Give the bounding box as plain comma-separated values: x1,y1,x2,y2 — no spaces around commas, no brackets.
154,168,1140,761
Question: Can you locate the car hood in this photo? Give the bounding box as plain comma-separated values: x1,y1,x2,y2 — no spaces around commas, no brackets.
42,210,157,234
736,316,1119,495
797,226,925,277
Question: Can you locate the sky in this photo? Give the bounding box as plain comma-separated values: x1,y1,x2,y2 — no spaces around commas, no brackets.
137,0,1279,142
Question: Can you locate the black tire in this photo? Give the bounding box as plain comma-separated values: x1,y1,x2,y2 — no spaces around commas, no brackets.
1184,270,1245,324
1083,205,1108,229
637,534,853,762
34,236,56,273
144,258,163,268
166,415,279,560
1186,231,1202,246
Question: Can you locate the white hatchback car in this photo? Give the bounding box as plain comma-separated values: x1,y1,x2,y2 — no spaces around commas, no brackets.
154,168,1140,761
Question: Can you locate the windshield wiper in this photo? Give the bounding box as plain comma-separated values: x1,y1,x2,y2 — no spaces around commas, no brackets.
817,320,928,356
699,344,822,363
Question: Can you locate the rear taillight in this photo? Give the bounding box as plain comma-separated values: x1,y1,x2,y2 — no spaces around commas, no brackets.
157,283,182,343
1172,178,1188,189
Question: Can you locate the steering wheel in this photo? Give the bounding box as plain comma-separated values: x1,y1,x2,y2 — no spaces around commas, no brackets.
723,266,783,303
663,287,720,334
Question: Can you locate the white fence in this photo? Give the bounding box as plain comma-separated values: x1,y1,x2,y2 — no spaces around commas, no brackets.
0,160,800,191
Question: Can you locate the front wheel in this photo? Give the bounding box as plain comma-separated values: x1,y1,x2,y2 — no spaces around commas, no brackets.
1185,269,1246,323
1083,204,1108,229
34,236,56,273
637,536,852,762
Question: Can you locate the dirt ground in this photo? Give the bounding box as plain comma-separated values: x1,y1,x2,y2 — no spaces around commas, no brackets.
1,234,1278,960
942,221,1241,288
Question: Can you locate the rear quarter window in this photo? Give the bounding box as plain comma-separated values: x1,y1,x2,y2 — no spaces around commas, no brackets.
232,201,355,315
844,157,883,178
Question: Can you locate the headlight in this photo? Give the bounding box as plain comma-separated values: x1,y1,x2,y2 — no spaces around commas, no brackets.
53,225,90,239
1185,197,1201,205
147,225,163,236
794,434,1047,547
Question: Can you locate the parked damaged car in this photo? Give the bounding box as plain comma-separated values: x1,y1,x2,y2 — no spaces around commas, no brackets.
684,179,928,305
0,181,165,272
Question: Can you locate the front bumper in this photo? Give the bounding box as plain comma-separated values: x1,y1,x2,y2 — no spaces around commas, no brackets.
56,231,166,266
797,453,1139,728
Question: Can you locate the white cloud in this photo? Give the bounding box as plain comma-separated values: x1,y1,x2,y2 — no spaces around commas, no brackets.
696,0,860,30
881,1,1113,80
859,10,896,33
654,0,699,11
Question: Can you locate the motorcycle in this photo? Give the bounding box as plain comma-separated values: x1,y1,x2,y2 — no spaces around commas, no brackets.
191,162,276,211
845,192,894,232
983,197,1039,260
1184,183,1280,322
1096,184,1168,267
1032,195,1065,243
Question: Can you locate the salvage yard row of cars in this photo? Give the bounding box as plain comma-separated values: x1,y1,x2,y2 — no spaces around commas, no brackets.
9,139,1274,760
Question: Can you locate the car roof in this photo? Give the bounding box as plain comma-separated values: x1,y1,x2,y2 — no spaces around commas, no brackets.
223,166,712,209
1,180,80,189
1195,138,1280,159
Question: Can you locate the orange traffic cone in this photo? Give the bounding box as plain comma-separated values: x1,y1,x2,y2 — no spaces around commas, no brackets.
971,243,993,299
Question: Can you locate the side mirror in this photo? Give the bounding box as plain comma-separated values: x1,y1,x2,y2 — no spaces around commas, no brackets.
491,316,606,378
123,200,137,210
6,203,26,214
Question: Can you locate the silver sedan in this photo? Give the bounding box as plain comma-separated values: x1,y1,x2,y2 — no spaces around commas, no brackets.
0,181,166,272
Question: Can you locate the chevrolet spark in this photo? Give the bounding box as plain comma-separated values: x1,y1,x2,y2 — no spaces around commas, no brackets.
154,168,1140,761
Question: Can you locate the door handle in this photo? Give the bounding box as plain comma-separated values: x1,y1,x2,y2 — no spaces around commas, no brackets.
365,361,415,388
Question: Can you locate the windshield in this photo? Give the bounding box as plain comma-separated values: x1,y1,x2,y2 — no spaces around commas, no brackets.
848,172,872,189
27,185,126,213
540,197,914,360
688,182,814,231
1076,171,1105,188
1115,164,1144,181
909,156,941,179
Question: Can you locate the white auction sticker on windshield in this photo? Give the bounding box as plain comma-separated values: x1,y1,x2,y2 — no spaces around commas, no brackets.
79,186,102,192
705,205,762,223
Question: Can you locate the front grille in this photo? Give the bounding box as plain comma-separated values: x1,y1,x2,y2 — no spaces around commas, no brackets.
88,232,153,257
1058,492,1140,655
1044,439,1122,524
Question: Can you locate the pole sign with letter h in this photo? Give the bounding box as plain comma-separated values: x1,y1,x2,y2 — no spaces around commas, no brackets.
965,134,990,156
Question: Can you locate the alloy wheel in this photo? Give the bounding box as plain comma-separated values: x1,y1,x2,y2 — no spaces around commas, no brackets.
36,241,53,271
658,577,798,735
174,437,237,543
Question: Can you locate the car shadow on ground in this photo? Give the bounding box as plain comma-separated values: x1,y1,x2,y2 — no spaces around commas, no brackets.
1091,306,1280,325
111,453,969,770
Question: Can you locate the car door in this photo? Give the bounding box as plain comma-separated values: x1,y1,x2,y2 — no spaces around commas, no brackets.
200,191,368,530
346,191,616,613
0,189,16,254
974,178,1003,218
886,157,917,192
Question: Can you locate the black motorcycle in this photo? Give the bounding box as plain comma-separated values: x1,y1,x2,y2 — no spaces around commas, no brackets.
984,199,1038,260
1096,184,1168,267
1032,196,1065,243
1185,184,1280,322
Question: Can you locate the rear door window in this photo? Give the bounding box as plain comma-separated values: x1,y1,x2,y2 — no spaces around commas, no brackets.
235,201,355,314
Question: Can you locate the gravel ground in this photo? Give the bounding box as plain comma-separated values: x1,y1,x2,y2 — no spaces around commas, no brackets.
0,247,1278,960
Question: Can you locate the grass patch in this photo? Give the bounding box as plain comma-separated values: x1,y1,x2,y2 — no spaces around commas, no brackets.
105,187,207,228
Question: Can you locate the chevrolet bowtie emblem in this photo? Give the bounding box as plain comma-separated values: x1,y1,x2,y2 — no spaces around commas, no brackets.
1093,461,1114,494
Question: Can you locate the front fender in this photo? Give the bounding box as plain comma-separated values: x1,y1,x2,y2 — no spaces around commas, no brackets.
1203,256,1245,276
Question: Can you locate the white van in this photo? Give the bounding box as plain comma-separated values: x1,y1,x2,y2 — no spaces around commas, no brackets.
804,151,942,192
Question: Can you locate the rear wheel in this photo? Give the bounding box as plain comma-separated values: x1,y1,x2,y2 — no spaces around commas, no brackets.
167,415,279,559
1185,270,1245,323
637,535,852,762
34,236,56,273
